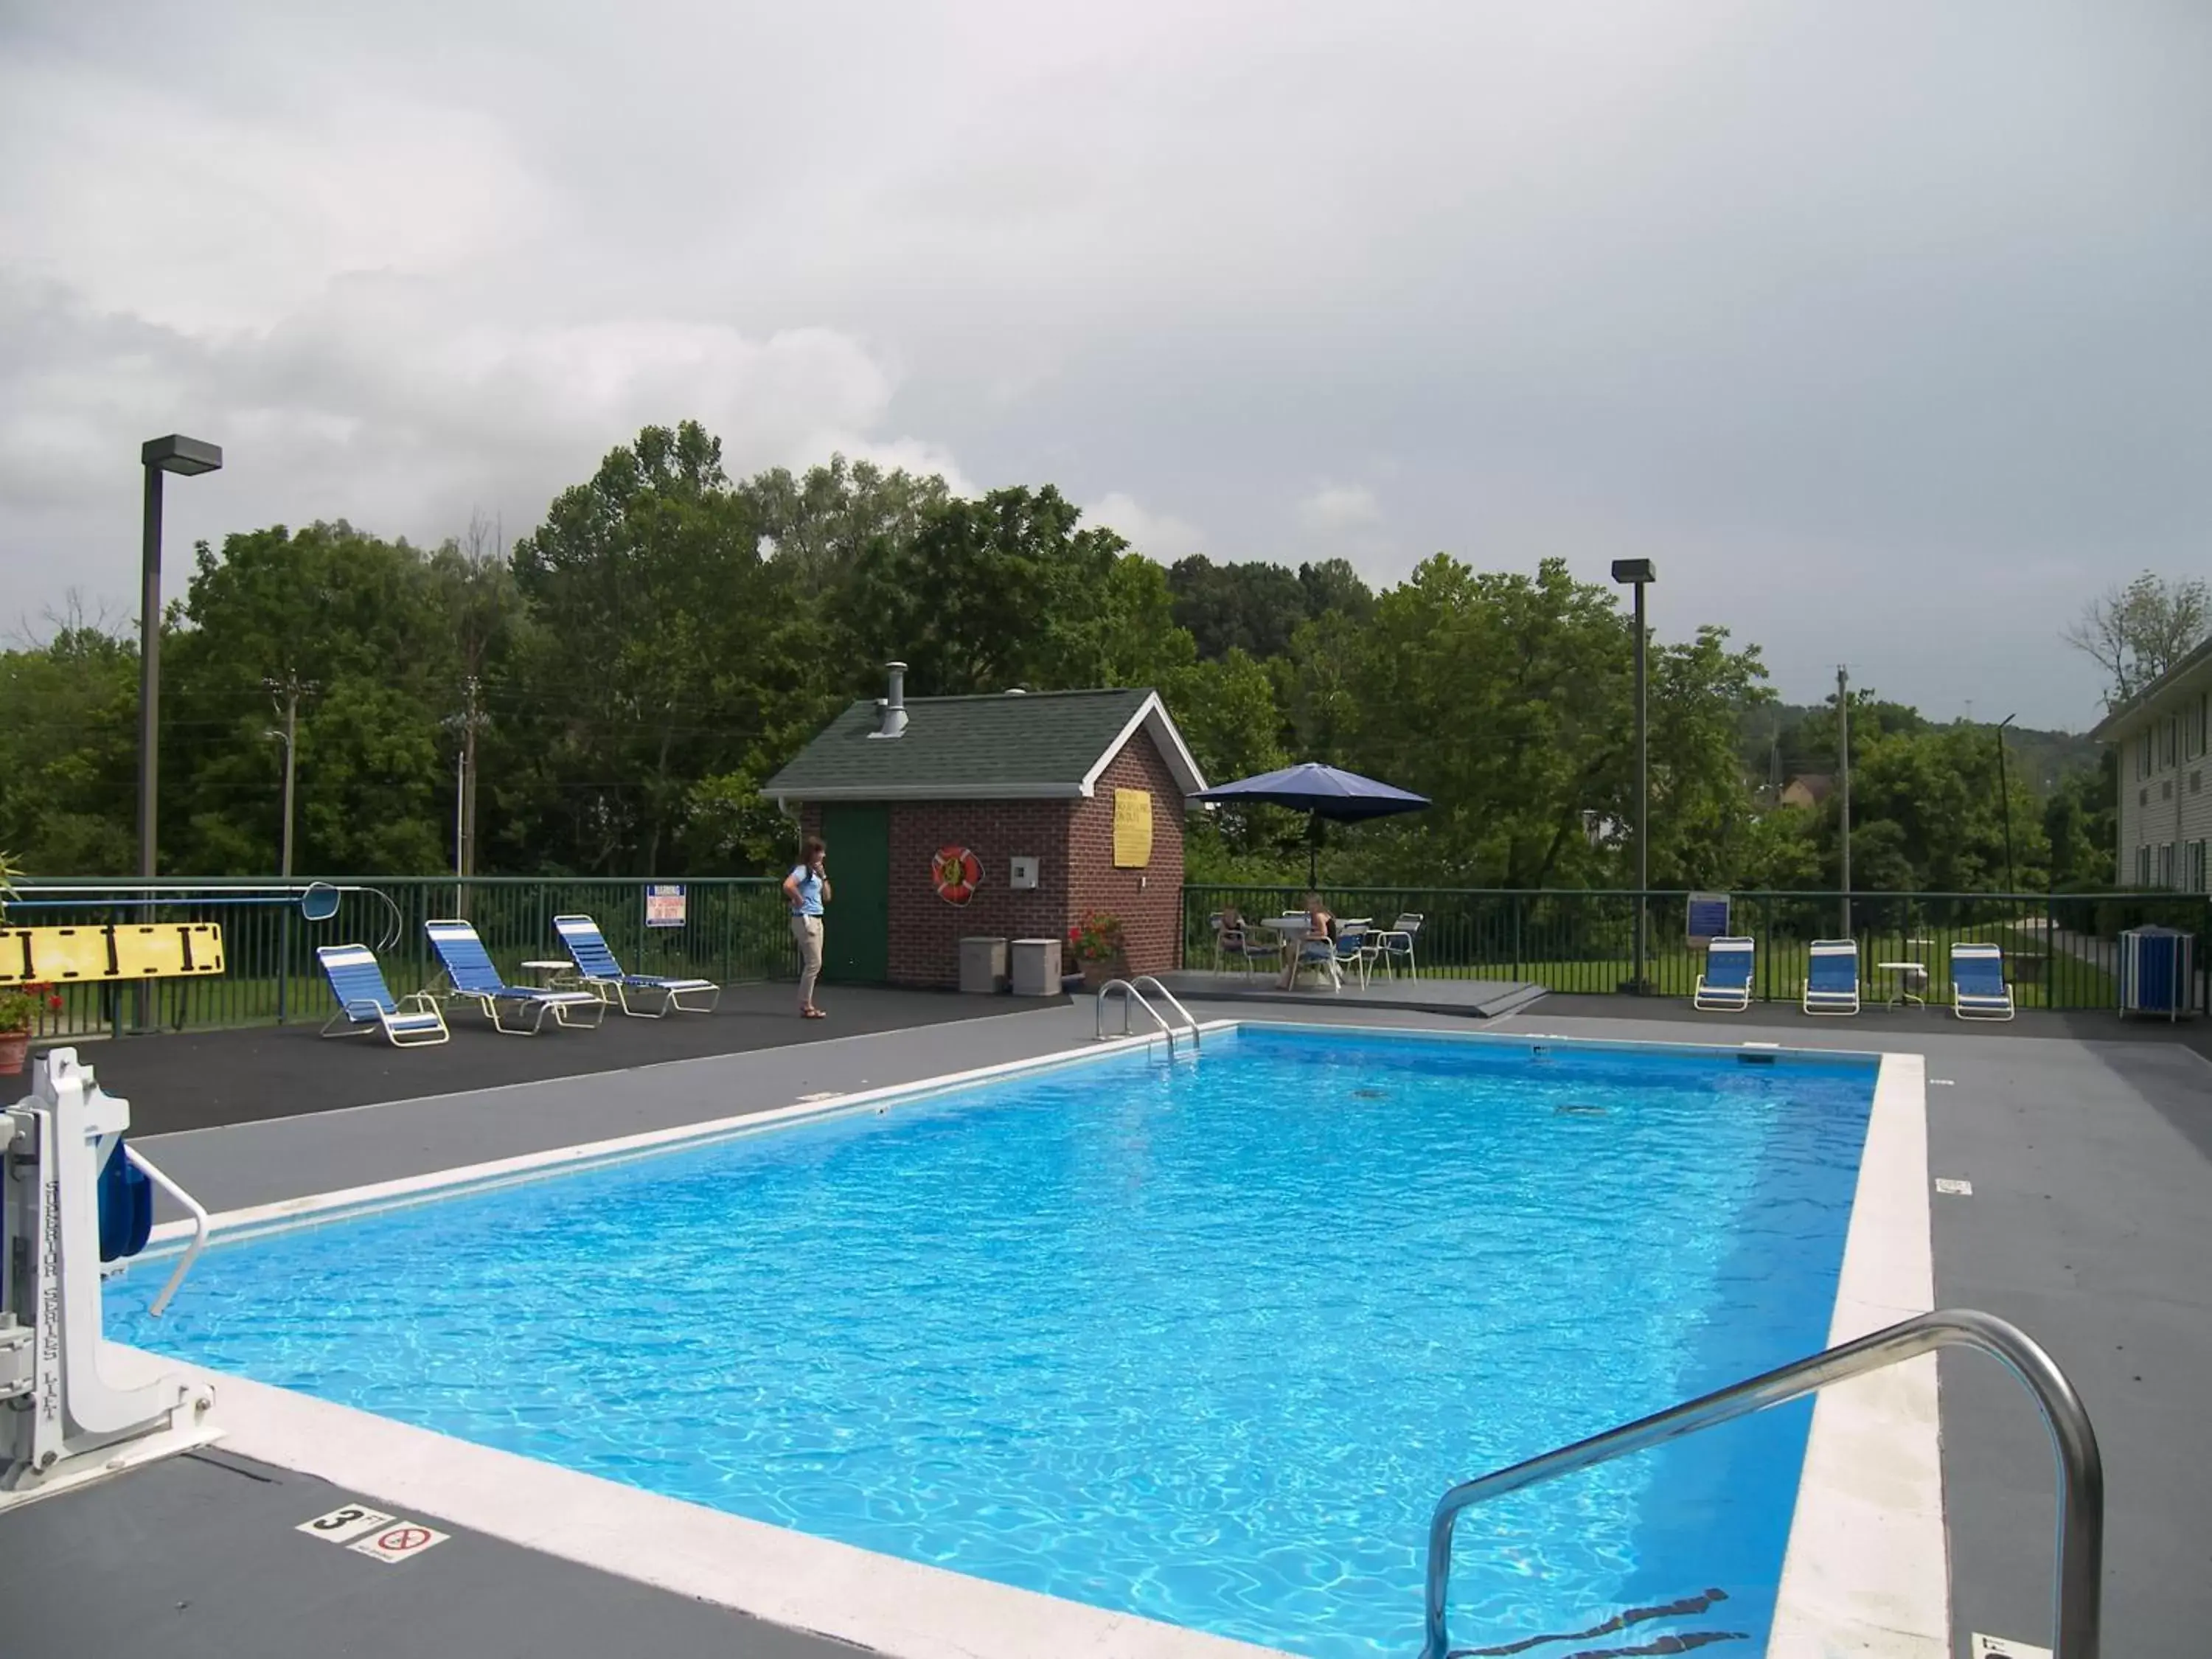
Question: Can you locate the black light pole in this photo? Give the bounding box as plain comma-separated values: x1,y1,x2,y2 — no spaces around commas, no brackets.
1611,558,1657,992
138,434,222,1030
1995,713,2018,893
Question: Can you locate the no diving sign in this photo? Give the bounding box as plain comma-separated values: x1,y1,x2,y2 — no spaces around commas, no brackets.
299,1502,450,1565
349,1520,451,1563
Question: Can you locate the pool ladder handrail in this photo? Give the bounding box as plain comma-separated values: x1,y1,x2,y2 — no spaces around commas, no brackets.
1421,1307,2101,1659
1095,976,1202,1056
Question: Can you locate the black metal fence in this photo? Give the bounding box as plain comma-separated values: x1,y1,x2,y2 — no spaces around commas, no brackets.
9,875,2206,1037
5,877,794,1040
1183,884,2212,1012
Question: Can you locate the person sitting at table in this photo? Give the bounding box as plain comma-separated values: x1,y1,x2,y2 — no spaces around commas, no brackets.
1279,893,1335,990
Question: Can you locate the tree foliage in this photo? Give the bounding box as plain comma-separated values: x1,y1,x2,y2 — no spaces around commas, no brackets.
0,420,2118,892
2063,571,2210,710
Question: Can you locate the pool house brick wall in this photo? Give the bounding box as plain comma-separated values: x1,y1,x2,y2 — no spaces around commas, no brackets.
768,677,1204,990
1068,732,1185,978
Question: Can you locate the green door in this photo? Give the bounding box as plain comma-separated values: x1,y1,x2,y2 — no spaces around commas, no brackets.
819,804,891,983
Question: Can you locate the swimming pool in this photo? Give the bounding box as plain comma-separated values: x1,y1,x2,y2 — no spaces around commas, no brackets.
109,1026,1877,1659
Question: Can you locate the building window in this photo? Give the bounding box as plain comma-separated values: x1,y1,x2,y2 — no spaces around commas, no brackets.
2192,696,2209,761
2195,770,2205,795
2193,841,2209,894
2160,843,2178,888
2140,786,2150,807
2163,779,2175,801
2137,845,2153,886
2138,733,2152,779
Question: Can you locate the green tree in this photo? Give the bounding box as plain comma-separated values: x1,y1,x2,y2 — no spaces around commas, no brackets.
2064,571,2210,709
0,617,139,872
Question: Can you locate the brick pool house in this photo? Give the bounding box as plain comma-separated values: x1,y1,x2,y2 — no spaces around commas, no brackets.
763,666,1208,988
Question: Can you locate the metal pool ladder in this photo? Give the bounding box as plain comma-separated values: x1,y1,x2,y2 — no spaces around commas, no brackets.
1096,976,1203,1057
1421,1308,2103,1659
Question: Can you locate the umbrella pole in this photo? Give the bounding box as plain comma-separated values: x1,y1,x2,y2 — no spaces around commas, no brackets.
1308,816,1320,890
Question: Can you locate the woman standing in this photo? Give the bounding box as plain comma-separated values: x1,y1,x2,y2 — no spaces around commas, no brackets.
784,836,832,1018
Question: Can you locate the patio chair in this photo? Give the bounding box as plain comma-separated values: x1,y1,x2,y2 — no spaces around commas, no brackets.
553,914,722,1017
1693,936,1756,1012
1334,921,1376,988
315,944,450,1046
1950,942,2016,1022
1801,940,1861,1017
1367,913,1423,980
425,919,608,1035
1214,917,1284,976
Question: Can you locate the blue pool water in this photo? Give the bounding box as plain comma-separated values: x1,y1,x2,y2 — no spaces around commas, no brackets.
108,1029,1875,1658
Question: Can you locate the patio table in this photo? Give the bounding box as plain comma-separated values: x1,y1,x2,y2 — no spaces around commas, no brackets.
1876,961,1928,1008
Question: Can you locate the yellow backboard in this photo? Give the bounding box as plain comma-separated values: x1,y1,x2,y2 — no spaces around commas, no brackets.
0,923,226,984
1113,789,1153,868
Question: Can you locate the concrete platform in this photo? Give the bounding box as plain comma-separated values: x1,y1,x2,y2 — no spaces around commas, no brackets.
1152,970,1545,1018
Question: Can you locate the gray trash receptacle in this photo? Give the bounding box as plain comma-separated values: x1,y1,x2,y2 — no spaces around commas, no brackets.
1009,937,1062,998
959,936,1009,995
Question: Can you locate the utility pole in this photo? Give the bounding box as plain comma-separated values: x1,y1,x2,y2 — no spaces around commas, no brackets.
1837,666,1851,939
264,673,313,1023
450,677,486,914
1995,714,2018,894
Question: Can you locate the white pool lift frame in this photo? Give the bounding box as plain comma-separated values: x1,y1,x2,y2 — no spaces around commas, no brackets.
1,1048,218,1509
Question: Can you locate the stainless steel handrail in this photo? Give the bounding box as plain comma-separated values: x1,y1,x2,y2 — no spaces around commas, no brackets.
1128,975,1202,1053
1422,1308,2101,1659
1094,979,1179,1057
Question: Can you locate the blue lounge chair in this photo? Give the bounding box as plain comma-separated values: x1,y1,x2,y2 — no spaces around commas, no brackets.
316,944,450,1046
425,919,607,1035
1950,942,2016,1021
1694,936,1755,1012
1802,940,1861,1016
553,914,720,1017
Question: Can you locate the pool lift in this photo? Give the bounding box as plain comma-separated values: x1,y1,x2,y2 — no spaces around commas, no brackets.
0,1049,218,1509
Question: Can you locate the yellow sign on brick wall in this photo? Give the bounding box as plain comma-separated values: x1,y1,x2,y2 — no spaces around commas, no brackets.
1113,788,1153,868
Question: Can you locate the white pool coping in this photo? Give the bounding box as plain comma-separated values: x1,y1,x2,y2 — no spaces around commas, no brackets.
118,1020,1936,1659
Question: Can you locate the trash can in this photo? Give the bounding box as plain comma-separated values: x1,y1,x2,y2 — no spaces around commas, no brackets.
2120,926,2195,1020
959,936,1009,995
1009,937,1062,998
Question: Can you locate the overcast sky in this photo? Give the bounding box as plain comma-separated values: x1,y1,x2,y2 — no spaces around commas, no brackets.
4,1,2205,729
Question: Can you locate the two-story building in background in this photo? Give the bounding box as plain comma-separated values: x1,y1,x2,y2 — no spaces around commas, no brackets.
2093,639,2212,891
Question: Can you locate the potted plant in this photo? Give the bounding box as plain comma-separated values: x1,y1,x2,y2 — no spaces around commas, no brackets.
1067,909,1128,992
0,981,58,1077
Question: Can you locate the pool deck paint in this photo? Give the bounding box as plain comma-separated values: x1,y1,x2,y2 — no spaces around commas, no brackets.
7,992,2206,1659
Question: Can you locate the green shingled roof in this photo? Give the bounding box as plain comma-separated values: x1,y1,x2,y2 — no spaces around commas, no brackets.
765,688,1199,799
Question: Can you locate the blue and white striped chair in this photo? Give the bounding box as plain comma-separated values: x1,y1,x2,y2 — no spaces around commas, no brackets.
1950,942,2016,1021
1694,936,1756,1012
426,919,607,1035
316,944,449,1046
554,914,720,1017
1801,940,1861,1017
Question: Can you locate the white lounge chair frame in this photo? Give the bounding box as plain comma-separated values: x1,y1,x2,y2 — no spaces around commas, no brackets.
1801,939,1862,1017
1950,942,2017,1022
1693,936,1756,1012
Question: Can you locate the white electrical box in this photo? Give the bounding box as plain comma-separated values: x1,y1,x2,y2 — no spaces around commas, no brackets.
1009,856,1040,891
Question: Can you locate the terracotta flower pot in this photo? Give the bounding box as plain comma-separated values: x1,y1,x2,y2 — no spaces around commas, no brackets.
0,1030,28,1077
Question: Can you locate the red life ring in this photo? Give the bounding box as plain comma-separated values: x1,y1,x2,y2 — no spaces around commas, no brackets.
933,846,982,905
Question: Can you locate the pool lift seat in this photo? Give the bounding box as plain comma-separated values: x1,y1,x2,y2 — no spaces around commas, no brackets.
1,1049,217,1509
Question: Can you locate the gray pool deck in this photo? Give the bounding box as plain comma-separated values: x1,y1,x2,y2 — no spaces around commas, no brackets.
4,989,2207,1658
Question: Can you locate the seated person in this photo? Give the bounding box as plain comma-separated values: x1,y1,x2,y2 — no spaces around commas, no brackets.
1278,894,1335,989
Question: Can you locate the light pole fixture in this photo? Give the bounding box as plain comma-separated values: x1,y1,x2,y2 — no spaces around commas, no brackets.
1611,557,1657,993
138,435,223,883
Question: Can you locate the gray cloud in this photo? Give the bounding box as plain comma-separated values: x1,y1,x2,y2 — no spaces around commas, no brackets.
4,0,2205,726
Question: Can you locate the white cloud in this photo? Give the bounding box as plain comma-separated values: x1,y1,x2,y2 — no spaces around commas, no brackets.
1295,483,1382,536
1082,492,1207,560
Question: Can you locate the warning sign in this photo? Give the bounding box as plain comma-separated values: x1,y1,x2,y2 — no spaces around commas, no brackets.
297,1503,395,1544
347,1520,451,1564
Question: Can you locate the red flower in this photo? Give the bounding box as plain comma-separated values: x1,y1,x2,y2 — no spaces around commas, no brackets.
47,995,63,1011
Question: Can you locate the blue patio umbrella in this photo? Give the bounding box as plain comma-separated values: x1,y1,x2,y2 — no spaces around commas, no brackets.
1192,762,1430,886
